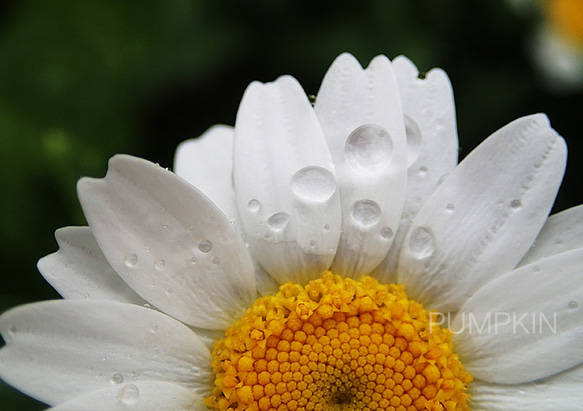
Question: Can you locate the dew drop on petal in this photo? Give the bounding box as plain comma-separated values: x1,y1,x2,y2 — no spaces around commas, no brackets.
124,254,138,268
351,200,381,227
154,258,166,270
248,199,261,212
119,383,140,405
291,166,336,203
409,227,435,259
344,124,393,174
149,323,159,333
533,265,541,272
309,240,316,247
165,287,174,295
110,373,124,385
184,256,197,266
198,239,213,253
511,199,522,210
212,257,221,265
445,203,455,213
568,300,578,309
380,226,394,239
417,166,428,178
323,224,330,231
405,116,422,167
267,212,290,232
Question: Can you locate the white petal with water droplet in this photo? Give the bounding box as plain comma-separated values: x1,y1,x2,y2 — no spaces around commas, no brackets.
174,125,238,224
470,364,583,410
315,53,407,278
234,75,341,285
376,56,459,282
37,227,147,305
452,248,583,384
0,300,212,406
519,205,583,266
49,381,205,411
77,155,256,329
398,114,566,313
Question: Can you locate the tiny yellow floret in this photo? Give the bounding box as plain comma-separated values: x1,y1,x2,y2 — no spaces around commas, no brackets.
206,272,472,410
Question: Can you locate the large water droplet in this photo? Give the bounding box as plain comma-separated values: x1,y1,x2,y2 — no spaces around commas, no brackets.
291,166,336,203
119,383,140,405
198,239,213,253
568,300,578,309
344,124,393,175
124,254,138,267
351,200,381,227
267,212,290,232
110,373,124,385
409,227,435,259
405,116,422,167
248,199,260,212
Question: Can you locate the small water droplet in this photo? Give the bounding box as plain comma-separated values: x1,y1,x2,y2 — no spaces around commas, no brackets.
351,199,381,227
198,239,213,253
267,212,290,232
184,256,197,266
344,124,393,175
533,265,541,272
380,226,393,239
309,240,316,247
119,383,140,405
445,203,455,212
291,166,336,203
144,245,151,253
162,223,168,229
409,227,435,259
417,166,428,178
220,235,228,243
511,199,522,209
128,370,137,377
110,373,124,385
248,199,261,212
212,257,221,265
165,287,174,295
124,254,138,267
143,303,151,309
323,224,330,231
405,116,422,167
568,300,578,309
154,258,166,270
149,323,159,333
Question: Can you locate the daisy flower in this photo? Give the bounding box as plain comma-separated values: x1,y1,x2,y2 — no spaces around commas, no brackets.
1,53,582,410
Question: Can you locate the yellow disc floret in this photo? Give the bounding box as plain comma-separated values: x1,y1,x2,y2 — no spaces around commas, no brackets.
207,272,472,411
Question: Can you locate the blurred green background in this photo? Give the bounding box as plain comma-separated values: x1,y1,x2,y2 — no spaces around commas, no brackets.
1,0,582,409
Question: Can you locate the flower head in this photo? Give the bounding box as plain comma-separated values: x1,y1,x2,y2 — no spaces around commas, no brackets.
1,53,582,410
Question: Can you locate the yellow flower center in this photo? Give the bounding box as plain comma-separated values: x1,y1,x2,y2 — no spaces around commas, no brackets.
207,272,472,411
546,0,583,48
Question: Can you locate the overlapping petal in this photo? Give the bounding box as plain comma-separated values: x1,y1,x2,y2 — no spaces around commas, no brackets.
0,301,212,405
77,155,256,330
398,114,566,313
234,75,342,285
315,53,407,278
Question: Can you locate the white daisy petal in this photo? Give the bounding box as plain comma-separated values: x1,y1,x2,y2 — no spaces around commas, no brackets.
174,125,238,224
376,55,459,282
452,248,583,384
49,381,205,411
398,114,566,312
77,155,256,329
519,205,583,266
314,53,407,278
37,226,147,304
0,300,212,406
234,75,342,285
470,363,583,411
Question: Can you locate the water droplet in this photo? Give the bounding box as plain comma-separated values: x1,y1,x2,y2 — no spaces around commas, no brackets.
165,287,174,295
110,373,124,385
533,265,541,272
128,370,137,377
119,384,140,405
511,199,522,209
568,300,578,309
212,257,221,265
309,240,316,247
380,226,394,239
291,166,336,203
124,254,138,267
445,203,455,212
344,124,393,175
162,223,168,229
143,303,151,309
220,235,228,243
8,325,16,335
409,227,435,259
323,224,330,231
154,258,166,270
267,212,290,232
198,239,213,253
248,199,261,212
417,166,428,178
351,199,381,227
405,116,422,167
184,256,197,266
